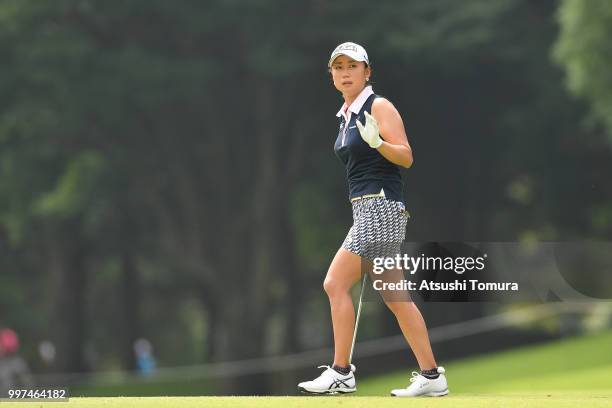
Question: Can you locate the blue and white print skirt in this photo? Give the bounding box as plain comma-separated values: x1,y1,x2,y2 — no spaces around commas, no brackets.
342,197,409,261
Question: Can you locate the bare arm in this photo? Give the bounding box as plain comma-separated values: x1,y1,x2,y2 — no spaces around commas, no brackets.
371,98,413,168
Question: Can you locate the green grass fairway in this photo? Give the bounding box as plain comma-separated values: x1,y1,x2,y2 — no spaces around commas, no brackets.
3,330,611,407
2,394,612,408
358,329,612,395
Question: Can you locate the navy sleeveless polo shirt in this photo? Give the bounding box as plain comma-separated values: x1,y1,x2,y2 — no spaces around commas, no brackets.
334,94,403,202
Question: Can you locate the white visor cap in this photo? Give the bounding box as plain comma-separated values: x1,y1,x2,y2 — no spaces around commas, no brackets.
328,42,369,67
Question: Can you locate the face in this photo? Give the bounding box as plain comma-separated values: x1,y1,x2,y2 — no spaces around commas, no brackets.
329,55,371,96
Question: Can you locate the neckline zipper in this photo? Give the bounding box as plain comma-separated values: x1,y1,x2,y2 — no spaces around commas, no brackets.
342,113,351,146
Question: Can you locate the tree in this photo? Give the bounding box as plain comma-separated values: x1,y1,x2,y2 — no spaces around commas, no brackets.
554,0,612,138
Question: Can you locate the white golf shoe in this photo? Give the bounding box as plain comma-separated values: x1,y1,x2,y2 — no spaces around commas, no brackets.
390,366,449,397
298,364,357,394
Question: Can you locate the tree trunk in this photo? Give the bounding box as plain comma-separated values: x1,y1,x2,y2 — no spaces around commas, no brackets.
48,223,89,373
121,251,140,371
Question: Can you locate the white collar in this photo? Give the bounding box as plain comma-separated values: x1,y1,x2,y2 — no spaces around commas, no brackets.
336,86,374,118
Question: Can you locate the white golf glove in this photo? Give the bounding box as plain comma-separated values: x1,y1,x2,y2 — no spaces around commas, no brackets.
356,111,383,149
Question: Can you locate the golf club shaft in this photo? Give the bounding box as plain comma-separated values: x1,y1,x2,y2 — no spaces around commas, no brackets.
349,272,367,364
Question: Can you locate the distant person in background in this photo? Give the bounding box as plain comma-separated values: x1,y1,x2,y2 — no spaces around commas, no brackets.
133,338,157,377
297,42,448,397
38,340,56,367
0,328,34,396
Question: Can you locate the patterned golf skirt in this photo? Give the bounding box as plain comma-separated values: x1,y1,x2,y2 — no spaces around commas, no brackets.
342,197,409,261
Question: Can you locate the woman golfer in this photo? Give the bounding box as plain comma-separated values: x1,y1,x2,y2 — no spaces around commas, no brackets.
297,42,449,397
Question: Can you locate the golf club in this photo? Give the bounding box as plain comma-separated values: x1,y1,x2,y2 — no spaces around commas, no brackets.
349,271,368,365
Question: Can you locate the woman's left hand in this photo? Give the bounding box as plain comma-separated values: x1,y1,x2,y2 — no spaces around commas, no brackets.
356,111,383,149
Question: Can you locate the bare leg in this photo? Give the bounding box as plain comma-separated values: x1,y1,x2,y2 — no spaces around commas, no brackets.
386,301,437,370
379,268,437,370
323,248,363,367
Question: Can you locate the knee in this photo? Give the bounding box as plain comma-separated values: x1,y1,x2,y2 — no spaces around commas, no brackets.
323,277,347,298
323,277,335,297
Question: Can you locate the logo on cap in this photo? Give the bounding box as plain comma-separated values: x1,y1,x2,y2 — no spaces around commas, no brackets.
335,43,358,53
